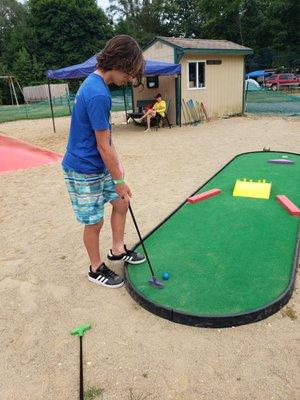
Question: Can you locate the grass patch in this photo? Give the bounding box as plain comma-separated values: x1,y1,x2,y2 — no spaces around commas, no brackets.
128,388,151,400
84,386,104,400
281,305,297,320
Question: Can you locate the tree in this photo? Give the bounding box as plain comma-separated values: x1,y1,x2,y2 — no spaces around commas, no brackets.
259,0,300,68
28,0,114,68
0,0,29,55
159,0,205,38
108,0,170,46
12,47,45,86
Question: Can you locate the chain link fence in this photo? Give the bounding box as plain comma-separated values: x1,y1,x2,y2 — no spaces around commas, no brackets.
245,88,300,116
0,88,133,123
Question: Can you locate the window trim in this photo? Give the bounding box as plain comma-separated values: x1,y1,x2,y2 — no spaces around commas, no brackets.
187,60,206,90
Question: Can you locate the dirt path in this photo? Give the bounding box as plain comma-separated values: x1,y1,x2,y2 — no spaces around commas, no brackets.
0,114,299,400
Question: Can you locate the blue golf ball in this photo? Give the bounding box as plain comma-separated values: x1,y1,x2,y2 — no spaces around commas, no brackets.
162,272,170,280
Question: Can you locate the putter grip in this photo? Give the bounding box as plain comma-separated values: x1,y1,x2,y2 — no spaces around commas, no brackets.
70,323,91,337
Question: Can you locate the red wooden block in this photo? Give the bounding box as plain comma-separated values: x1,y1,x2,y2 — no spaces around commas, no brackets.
187,188,221,204
276,195,300,216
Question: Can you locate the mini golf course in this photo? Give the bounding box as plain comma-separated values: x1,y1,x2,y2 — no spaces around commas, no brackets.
125,151,300,328
0,134,62,174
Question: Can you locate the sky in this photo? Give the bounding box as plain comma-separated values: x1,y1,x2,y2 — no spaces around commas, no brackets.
97,0,110,11
18,0,111,11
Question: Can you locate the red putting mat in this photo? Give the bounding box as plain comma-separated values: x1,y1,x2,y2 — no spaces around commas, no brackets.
0,135,62,174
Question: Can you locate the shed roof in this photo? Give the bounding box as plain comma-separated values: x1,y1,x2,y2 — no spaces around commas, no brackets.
144,36,253,56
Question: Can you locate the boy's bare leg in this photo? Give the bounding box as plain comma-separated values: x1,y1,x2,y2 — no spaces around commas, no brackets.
146,111,156,129
146,114,151,129
110,198,128,254
83,221,103,272
140,109,152,121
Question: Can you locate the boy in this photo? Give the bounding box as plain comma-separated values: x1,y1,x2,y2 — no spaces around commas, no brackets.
62,35,146,288
138,93,166,132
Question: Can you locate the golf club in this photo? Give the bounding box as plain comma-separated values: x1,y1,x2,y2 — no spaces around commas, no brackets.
70,324,91,400
128,203,163,288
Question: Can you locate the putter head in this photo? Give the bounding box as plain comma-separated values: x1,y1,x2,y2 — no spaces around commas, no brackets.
149,276,164,288
70,323,91,337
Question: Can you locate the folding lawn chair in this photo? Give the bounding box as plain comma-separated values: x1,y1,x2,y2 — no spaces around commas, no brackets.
127,99,155,126
151,99,172,131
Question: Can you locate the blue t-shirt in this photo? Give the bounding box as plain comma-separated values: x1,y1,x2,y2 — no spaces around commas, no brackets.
62,73,111,174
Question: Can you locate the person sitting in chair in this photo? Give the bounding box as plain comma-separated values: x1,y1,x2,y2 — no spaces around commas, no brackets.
138,93,166,132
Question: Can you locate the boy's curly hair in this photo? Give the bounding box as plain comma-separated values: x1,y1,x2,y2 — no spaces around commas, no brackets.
96,35,145,87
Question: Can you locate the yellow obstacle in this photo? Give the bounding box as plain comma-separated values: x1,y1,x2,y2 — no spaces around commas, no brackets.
233,178,272,199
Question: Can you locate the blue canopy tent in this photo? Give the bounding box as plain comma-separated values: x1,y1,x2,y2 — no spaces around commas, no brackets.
46,56,181,79
245,70,273,79
45,56,181,131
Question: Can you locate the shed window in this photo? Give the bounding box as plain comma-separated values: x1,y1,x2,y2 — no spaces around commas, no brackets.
188,61,205,89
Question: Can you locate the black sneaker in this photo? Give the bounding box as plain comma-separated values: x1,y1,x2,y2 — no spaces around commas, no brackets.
107,245,146,265
88,263,124,288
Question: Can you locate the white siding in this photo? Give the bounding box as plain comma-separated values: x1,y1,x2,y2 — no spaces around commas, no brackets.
181,54,245,119
132,76,176,125
138,40,245,124
131,40,177,125
143,41,174,63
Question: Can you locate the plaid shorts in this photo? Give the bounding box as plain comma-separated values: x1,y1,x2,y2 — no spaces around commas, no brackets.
62,167,120,225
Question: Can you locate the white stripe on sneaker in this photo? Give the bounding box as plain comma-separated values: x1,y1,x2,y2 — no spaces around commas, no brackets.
88,275,124,289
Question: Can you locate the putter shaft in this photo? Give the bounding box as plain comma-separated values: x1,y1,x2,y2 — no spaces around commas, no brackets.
128,204,155,277
79,336,84,400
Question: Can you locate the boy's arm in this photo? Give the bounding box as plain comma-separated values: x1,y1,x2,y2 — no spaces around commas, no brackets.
159,100,166,113
95,130,131,201
87,95,131,201
87,95,123,179
111,139,125,177
95,130,122,180
154,101,166,113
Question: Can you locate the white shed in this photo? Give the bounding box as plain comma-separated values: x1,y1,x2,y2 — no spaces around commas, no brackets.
132,36,253,125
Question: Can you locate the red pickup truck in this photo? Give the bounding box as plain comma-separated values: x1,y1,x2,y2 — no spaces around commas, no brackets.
265,73,300,90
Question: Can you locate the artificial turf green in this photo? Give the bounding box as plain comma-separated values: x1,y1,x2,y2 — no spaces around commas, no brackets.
127,152,300,317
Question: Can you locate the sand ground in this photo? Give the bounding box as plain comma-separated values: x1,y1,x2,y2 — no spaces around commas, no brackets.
0,113,299,400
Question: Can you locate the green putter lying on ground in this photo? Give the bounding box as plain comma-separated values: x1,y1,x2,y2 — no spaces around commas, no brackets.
125,151,300,328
